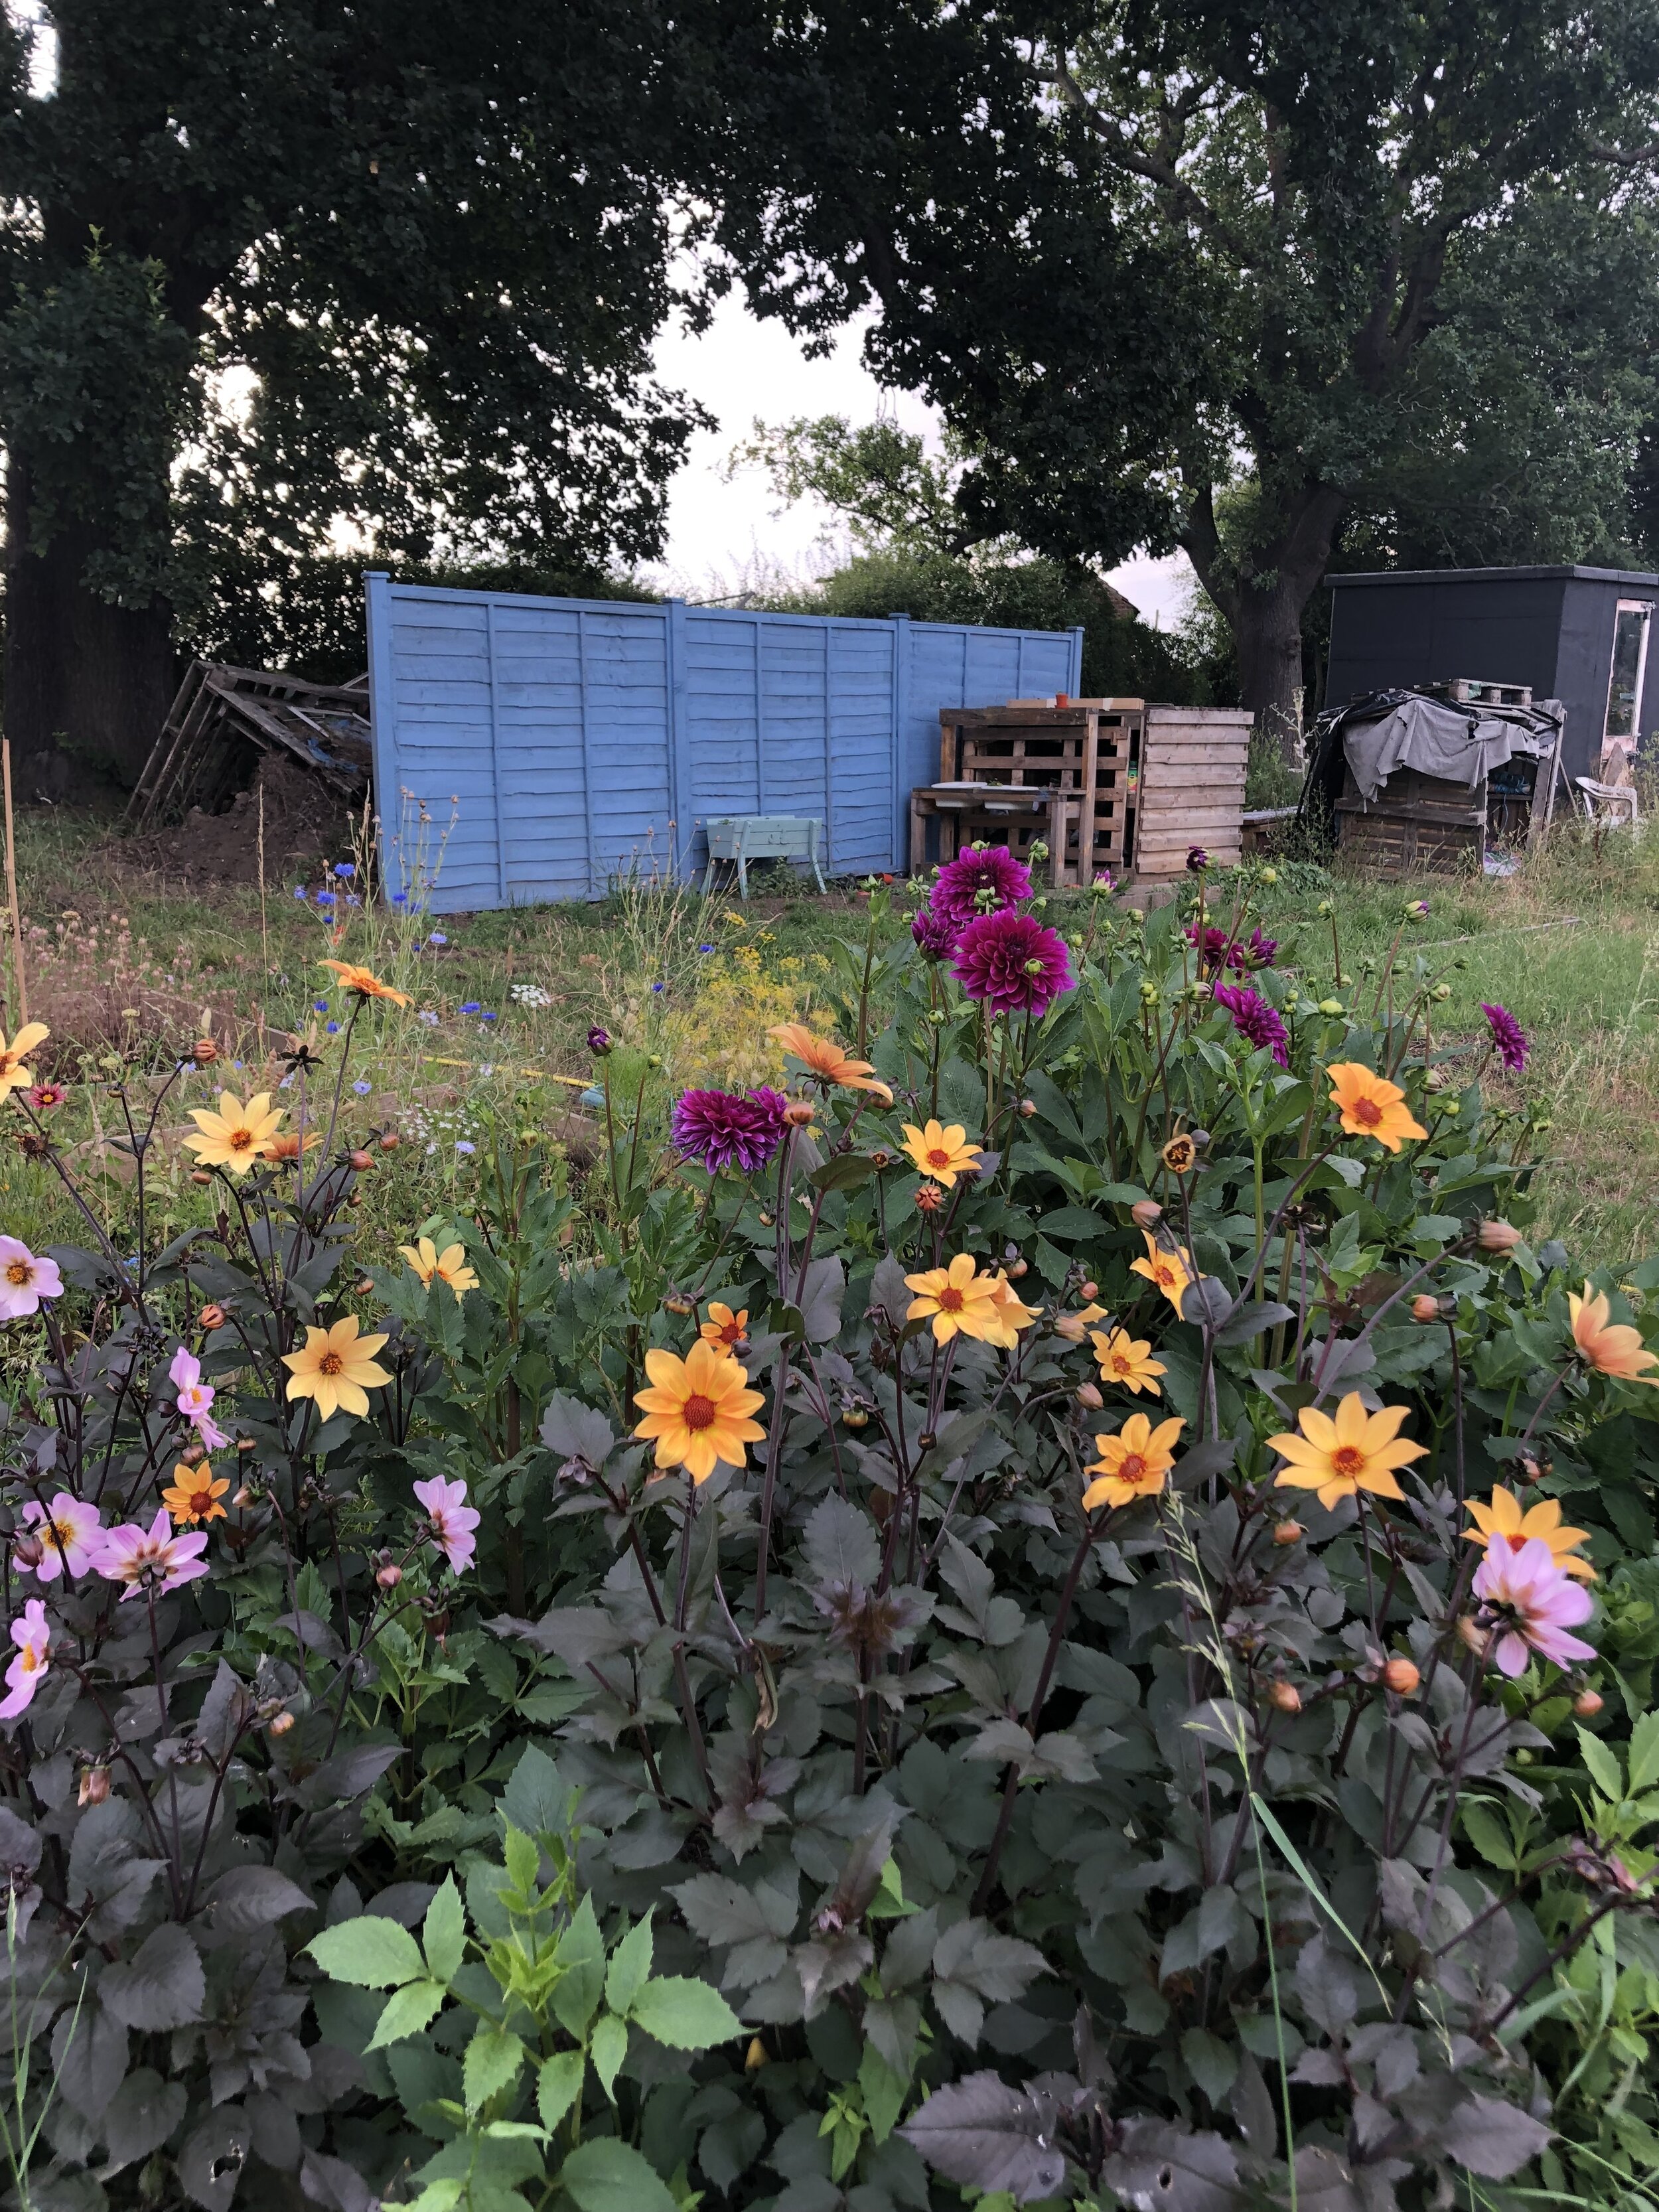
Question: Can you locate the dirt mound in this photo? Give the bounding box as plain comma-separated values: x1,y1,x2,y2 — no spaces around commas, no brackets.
121,751,360,885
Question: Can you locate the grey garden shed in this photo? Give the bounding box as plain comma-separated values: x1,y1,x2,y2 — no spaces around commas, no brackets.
1324,563,1659,788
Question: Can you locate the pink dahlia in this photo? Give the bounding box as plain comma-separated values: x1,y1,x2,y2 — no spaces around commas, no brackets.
1187,923,1277,974
932,846,1032,934
21,1494,103,1581
169,1346,230,1451
910,902,957,961
671,1086,789,1175
0,1598,50,1720
952,911,1076,1016
1213,984,1289,1069
413,1474,480,1574
1473,1533,1595,1677
1481,1003,1528,1073
95,1509,210,1601
0,1238,62,1321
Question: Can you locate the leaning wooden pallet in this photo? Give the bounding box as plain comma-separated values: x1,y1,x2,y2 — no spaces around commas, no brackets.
936,701,1142,882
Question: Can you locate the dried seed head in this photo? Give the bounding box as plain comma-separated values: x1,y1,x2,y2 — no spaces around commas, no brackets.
914,1185,943,1213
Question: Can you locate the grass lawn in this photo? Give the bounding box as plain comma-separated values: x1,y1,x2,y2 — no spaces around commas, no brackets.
3,806,1656,1270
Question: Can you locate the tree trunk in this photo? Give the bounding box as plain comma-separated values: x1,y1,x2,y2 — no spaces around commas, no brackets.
4,457,178,802
1180,479,1346,765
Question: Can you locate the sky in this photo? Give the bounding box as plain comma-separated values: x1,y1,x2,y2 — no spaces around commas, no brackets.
648,287,1194,628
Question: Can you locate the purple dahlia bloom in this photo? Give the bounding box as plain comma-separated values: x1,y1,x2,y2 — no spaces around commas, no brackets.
911,902,958,961
951,910,1076,1016
1481,1002,1529,1072
672,1086,789,1174
932,845,1033,933
1187,846,1208,873
1213,984,1290,1068
1185,923,1277,974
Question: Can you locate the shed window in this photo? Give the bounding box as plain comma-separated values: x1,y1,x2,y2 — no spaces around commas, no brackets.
1603,599,1652,771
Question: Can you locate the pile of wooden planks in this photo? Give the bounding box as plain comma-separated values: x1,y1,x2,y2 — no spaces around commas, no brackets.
126,662,374,830
930,699,1254,881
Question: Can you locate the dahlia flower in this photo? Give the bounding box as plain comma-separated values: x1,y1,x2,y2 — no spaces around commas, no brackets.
1473,1533,1596,1677
632,1341,766,1483
161,1464,230,1527
951,911,1075,1016
1083,1412,1185,1511
96,1509,210,1601
170,1347,230,1450
281,1315,392,1422
413,1475,480,1573
1569,1282,1659,1386
1213,984,1289,1068
910,903,958,960
0,1238,62,1319
0,1599,50,1719
931,845,1032,933
671,1086,789,1175
1326,1063,1427,1154
1481,1003,1529,1072
1267,1392,1427,1509
20,1494,102,1580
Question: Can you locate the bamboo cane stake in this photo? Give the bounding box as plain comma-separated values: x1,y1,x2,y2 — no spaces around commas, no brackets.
3,740,27,1028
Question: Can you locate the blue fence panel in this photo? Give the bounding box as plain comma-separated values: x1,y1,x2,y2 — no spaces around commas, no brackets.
366,575,1082,909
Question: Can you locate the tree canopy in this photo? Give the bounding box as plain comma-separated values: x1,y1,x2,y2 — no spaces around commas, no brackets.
711,0,1659,751
0,0,737,786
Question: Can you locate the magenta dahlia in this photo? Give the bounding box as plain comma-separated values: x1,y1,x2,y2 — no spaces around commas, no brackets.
911,902,958,961
952,911,1075,1016
1481,1003,1528,1072
1213,984,1289,1068
1187,922,1278,974
932,845,1033,933
671,1086,789,1175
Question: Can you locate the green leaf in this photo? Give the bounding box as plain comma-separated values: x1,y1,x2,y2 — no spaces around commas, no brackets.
629,1975,743,2051
463,2025,527,2114
810,1151,878,1192
605,1913,654,2018
559,2138,678,2212
867,1858,918,1921
859,2041,908,2144
306,1915,425,1989
1628,1710,1659,1794
423,1878,467,1984
538,2048,585,2134
1459,1804,1516,1873
366,1978,448,2052
551,1896,606,2038
1577,1726,1624,1801
502,1824,540,1899
404,2185,465,2212
590,2012,628,2103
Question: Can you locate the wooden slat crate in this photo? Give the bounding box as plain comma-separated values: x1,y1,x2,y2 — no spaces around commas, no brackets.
938,701,1142,882
1131,706,1254,877
1335,765,1486,875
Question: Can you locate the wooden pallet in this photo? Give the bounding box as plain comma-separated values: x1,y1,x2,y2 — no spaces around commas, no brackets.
938,702,1142,881
127,662,373,828
1336,767,1486,875
1131,706,1254,877
1427,677,1533,708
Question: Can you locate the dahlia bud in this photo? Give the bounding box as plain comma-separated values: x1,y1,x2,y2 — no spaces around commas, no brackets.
267,1710,296,1736
235,1434,257,1455
869,1148,894,1169
350,1148,375,1171
11,1532,44,1571
745,2038,768,2072
1267,1680,1301,1713
783,1101,815,1127
355,1276,376,1297
587,1025,612,1056
1411,1294,1441,1322
757,1210,774,1227
914,1185,943,1213
1573,1688,1605,1718
1080,1280,1099,1301
1273,1519,1303,1546
77,1765,110,1808
1054,1311,1089,1341
232,1486,254,1509
1019,1098,1037,1118
1006,1258,1028,1280
841,1406,870,1430
1477,1219,1522,1254
917,1432,937,1452
1076,1382,1104,1410
1131,1200,1163,1230
1259,866,1278,886
179,1439,207,1469
1433,982,1452,1002
190,1169,214,1187
376,1557,403,1589
663,1293,693,1316
1456,1615,1490,1657
1318,998,1345,1017
1423,1066,1449,1093
1515,1447,1550,1485
380,1131,401,1150
192,1038,218,1065
1403,899,1429,921
1382,1657,1420,1696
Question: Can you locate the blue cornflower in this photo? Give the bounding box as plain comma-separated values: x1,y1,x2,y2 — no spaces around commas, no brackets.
455,1140,476,1155
460,1001,480,1015
652,982,665,994
316,891,336,907
353,1080,372,1095
698,944,715,953
334,861,356,878
292,886,307,901
480,1010,497,1023
346,895,360,907
326,1021,340,1034
427,931,448,946
392,891,407,906
313,999,328,1012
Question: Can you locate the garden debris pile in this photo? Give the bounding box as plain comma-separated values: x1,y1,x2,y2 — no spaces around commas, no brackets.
121,749,360,886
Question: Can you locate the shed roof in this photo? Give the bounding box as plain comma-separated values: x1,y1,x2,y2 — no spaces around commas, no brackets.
1329,563,1659,589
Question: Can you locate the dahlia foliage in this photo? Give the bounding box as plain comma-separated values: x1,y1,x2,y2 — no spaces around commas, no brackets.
1,894,1656,2212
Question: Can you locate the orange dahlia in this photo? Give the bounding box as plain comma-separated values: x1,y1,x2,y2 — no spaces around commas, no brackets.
633,1340,767,1482
1326,1063,1427,1155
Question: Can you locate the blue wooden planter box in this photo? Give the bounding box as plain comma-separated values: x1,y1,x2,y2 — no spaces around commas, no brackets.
364,573,1082,911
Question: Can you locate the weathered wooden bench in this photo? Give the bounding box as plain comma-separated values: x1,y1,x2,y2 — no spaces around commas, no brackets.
701,816,828,899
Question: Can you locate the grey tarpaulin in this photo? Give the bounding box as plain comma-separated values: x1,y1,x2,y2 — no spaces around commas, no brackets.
1341,694,1559,803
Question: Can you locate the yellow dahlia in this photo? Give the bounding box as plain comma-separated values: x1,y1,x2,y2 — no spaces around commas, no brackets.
1090,1327,1166,1396
399,1236,480,1301
0,1022,49,1098
904,1253,1006,1344
161,1463,230,1526
1267,1392,1427,1509
1569,1282,1659,1386
1083,1413,1185,1511
1129,1232,1193,1313
282,1315,393,1422
322,959,411,1007
1326,1063,1427,1155
633,1339,766,1483
1463,1485,1596,1582
184,1091,286,1175
899,1119,982,1189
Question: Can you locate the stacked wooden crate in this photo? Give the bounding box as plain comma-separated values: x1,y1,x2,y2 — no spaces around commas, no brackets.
932,700,1255,881
1131,706,1254,877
